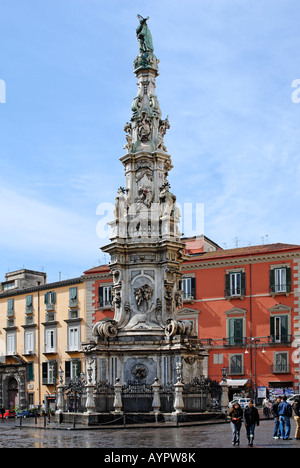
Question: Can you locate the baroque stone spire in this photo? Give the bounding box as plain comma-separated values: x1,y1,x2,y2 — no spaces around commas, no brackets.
97,16,187,338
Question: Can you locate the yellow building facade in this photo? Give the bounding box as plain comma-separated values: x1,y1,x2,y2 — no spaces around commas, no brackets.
0,270,86,412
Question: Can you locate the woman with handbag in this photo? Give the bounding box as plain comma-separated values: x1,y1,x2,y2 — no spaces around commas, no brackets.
229,402,243,446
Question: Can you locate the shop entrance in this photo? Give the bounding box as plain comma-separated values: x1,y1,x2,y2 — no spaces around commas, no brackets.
7,377,18,408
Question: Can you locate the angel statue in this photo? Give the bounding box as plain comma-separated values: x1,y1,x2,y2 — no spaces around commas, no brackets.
136,15,154,53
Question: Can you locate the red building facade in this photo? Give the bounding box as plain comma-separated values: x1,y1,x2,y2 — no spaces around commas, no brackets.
84,238,300,401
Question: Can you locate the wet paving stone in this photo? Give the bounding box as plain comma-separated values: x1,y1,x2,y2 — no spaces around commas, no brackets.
0,418,299,449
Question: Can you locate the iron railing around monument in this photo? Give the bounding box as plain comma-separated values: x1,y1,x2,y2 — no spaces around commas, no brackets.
94,381,115,413
121,381,153,413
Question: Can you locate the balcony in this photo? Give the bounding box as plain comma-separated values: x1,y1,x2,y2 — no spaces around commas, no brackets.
228,366,245,376
225,288,246,300
271,364,291,374
268,334,293,345
223,337,246,347
269,283,291,297
96,300,113,309
182,293,195,303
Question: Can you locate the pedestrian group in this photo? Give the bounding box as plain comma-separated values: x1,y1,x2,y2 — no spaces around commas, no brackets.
229,395,300,446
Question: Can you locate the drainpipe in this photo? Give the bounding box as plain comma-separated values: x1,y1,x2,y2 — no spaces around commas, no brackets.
249,263,253,396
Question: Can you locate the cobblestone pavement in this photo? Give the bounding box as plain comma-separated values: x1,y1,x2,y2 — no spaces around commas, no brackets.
0,417,299,448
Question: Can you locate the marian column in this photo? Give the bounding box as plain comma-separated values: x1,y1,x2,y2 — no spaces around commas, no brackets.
101,15,185,339
87,17,205,389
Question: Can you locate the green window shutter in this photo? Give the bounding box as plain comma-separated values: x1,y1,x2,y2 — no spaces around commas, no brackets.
270,316,275,342
70,287,77,300
191,277,196,299
65,361,71,383
51,291,56,304
241,272,246,295
269,269,275,293
27,363,34,381
225,274,230,297
234,318,243,344
286,268,292,293
42,363,48,385
99,287,104,308
44,293,48,305
26,295,33,307
281,315,288,342
228,318,234,345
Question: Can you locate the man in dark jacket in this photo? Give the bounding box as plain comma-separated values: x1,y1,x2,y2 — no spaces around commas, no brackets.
271,396,282,439
278,395,293,440
244,399,260,446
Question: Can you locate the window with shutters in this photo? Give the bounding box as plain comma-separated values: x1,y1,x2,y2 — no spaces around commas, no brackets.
7,298,14,317
42,361,57,385
272,352,290,374
229,354,244,375
44,291,56,311
228,317,244,346
181,277,196,301
24,330,35,355
270,315,289,343
6,332,16,355
65,359,81,383
44,328,57,354
68,325,80,352
225,271,246,298
25,295,33,314
69,287,78,308
269,267,291,295
27,363,34,381
98,285,113,308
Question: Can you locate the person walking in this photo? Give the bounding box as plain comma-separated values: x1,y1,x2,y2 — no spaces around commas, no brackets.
271,396,282,439
244,399,260,446
292,396,300,440
229,402,243,446
262,397,270,419
278,395,293,440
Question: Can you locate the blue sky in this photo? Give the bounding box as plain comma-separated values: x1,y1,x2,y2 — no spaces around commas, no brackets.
0,0,300,283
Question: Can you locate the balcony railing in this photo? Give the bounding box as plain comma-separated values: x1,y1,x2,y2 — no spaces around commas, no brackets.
96,300,113,309
223,337,246,347
271,364,291,374
225,288,246,298
228,366,245,375
268,334,293,345
269,283,291,295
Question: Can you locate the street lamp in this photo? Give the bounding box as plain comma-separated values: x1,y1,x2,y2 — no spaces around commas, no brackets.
221,366,227,382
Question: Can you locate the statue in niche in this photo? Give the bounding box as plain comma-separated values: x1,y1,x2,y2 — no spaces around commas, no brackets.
136,15,154,53
159,182,177,217
175,290,183,309
123,122,133,152
131,95,142,118
149,94,161,118
156,117,170,152
164,284,173,313
136,184,153,209
137,112,152,142
114,187,128,221
134,284,153,310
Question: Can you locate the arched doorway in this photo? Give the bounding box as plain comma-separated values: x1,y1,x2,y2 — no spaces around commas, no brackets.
7,377,18,409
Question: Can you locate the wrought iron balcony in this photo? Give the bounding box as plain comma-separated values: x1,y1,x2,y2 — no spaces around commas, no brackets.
271,364,291,374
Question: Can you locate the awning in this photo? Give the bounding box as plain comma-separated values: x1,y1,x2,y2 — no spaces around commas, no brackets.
221,379,249,388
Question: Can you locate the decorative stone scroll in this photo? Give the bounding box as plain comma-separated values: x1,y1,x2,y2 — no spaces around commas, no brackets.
164,319,194,337
92,319,118,340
